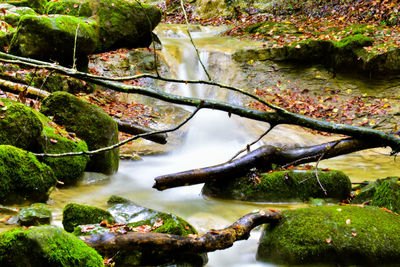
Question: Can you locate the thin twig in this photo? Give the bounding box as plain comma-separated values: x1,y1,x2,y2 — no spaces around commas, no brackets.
228,125,275,162
314,152,327,195
180,0,212,81
33,105,202,158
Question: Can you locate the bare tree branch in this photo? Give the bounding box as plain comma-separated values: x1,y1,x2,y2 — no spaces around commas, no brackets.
79,209,282,255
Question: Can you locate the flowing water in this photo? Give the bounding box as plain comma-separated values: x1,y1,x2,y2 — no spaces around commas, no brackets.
4,24,400,266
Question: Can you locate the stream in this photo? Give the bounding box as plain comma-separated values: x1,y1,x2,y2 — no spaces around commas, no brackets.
5,24,400,266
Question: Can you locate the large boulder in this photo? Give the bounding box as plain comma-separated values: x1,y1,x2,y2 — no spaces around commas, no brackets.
62,203,115,232
0,98,89,185
8,14,98,70
45,0,162,52
40,91,119,174
0,225,103,266
0,145,57,204
352,177,400,213
257,205,400,265
72,196,205,266
202,169,351,202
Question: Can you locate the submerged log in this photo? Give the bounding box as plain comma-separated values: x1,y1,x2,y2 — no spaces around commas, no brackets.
153,138,379,190
79,209,282,255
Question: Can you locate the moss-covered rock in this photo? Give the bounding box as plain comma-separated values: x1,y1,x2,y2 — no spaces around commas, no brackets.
45,0,162,52
1,0,48,13
8,14,98,71
0,98,43,151
40,91,119,174
62,203,114,232
45,0,93,17
257,205,400,265
35,111,89,186
353,177,400,213
0,145,57,204
0,225,103,266
94,0,162,52
73,201,203,266
0,98,89,185
18,203,52,226
106,195,132,205
202,169,351,202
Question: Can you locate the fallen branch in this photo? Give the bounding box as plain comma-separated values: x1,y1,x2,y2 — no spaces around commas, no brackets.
1,53,399,151
79,209,282,255
153,138,378,190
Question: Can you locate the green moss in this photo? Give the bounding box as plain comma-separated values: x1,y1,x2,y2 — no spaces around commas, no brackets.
35,111,89,185
45,0,92,17
0,225,103,266
353,177,400,213
106,195,132,205
62,203,114,232
203,169,351,202
0,145,57,204
257,205,400,265
40,91,119,174
18,203,52,226
0,98,43,151
334,34,373,50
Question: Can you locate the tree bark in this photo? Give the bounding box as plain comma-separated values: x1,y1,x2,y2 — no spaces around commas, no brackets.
79,209,282,255
153,138,379,190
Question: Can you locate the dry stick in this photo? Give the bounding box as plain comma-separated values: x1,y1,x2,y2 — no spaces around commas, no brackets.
228,124,275,162
180,0,212,81
32,105,202,158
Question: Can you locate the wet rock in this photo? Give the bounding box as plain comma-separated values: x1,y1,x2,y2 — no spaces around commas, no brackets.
40,91,119,174
72,200,205,266
352,177,400,213
8,14,98,71
257,205,400,265
0,145,57,204
62,203,114,232
202,169,351,202
18,203,52,226
0,225,103,266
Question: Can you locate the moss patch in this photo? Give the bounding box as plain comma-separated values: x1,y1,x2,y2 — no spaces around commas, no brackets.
353,177,400,213
35,111,89,185
40,91,119,174
62,203,114,232
0,145,57,204
0,225,103,266
203,169,351,202
0,98,43,151
257,205,400,265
